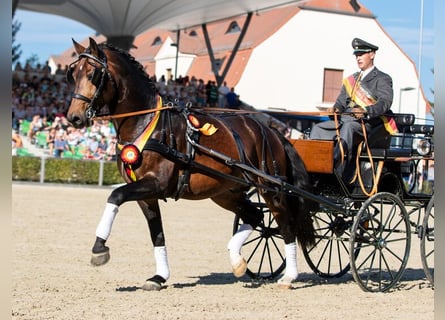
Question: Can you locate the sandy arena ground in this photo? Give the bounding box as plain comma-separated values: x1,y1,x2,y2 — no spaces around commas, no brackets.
12,183,434,320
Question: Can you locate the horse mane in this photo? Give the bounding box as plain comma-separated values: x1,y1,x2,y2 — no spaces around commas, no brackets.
99,42,153,82
98,42,157,96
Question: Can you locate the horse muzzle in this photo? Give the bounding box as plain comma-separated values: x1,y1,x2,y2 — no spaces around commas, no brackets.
67,111,91,128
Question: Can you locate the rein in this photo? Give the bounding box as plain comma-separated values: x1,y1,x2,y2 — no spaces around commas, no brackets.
349,120,384,196
92,105,174,121
92,105,336,124
201,107,334,117
333,112,345,164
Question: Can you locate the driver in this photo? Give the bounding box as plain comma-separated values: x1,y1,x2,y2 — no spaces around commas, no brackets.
310,37,395,182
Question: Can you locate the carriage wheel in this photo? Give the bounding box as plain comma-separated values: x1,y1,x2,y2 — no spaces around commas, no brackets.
302,209,358,278
232,188,286,280
420,195,434,286
350,192,411,292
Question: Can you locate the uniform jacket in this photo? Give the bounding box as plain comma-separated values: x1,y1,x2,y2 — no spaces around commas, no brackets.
334,67,394,125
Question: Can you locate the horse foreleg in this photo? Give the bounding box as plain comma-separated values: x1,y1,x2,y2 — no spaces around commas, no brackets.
213,193,263,278
228,223,253,277
137,200,170,291
90,178,164,267
91,203,118,266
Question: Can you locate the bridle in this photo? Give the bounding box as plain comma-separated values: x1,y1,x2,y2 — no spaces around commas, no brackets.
67,50,116,119
67,48,174,123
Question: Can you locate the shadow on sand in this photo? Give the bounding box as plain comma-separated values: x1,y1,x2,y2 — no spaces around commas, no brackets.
114,267,432,292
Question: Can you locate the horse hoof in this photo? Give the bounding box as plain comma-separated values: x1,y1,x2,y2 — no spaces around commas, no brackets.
90,251,110,266
232,258,247,278
141,280,162,291
276,275,294,289
141,275,166,291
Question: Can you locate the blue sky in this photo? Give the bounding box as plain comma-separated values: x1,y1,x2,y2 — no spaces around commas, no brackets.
13,0,434,101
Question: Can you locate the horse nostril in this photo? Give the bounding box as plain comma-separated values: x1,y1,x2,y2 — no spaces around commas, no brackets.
69,115,83,128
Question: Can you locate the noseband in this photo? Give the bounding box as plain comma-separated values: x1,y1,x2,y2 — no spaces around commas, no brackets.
67,50,115,119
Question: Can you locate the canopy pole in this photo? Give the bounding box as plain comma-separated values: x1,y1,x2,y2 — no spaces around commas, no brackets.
106,35,135,51
201,23,220,84
174,29,180,80
202,11,253,88
219,12,252,85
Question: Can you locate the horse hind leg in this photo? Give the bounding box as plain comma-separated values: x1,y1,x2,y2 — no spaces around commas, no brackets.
265,210,299,289
264,194,299,289
277,242,298,289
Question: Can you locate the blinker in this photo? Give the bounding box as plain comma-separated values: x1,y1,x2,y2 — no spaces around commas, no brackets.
91,68,103,87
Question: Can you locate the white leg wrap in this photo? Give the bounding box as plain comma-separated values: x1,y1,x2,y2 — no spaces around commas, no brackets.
154,246,170,280
95,203,119,241
228,223,253,265
278,242,298,286
283,242,298,279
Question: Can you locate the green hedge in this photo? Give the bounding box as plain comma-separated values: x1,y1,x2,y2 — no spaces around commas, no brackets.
12,156,125,185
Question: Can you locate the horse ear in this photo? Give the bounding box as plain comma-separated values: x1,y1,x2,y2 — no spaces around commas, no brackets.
89,37,100,56
72,38,86,55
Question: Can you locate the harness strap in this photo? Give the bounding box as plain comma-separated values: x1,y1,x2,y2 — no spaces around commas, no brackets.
174,111,199,200
231,129,261,187
143,138,251,188
247,115,280,176
231,131,246,164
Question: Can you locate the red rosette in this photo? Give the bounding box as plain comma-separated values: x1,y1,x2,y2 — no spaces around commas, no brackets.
120,144,141,165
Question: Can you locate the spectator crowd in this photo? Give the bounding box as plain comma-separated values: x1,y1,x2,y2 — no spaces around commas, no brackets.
12,62,241,159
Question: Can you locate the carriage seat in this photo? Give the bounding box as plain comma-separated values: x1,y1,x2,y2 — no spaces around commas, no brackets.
361,113,416,158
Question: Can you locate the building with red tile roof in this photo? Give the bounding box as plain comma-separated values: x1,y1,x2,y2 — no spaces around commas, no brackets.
50,0,429,119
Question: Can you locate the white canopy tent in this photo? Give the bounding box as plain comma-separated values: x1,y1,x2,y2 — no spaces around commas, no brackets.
14,0,308,50
14,0,315,86
13,0,368,132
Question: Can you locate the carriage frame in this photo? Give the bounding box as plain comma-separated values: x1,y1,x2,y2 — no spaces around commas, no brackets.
228,110,435,292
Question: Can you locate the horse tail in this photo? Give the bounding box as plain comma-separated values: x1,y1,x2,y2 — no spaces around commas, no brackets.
280,135,316,249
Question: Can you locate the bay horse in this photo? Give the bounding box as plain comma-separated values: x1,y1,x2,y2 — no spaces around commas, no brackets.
66,37,315,290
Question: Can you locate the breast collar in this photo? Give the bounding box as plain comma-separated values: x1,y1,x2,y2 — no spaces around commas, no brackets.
117,97,163,181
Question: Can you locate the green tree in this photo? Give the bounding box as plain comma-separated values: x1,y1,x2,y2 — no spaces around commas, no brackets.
12,19,22,65
25,54,40,69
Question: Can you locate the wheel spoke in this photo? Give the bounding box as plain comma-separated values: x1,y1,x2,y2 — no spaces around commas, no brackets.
420,196,434,286
233,188,287,280
246,236,264,264
350,192,410,292
303,210,352,278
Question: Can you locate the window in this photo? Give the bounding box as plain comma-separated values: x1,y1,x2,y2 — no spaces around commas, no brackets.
322,69,343,103
213,58,225,73
226,21,240,34
151,36,162,46
212,57,225,72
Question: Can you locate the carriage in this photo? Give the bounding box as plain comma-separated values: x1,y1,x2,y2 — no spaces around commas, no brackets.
66,37,434,293
234,111,435,292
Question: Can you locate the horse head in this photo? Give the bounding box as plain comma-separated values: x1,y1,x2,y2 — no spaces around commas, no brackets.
66,37,117,128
